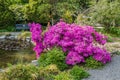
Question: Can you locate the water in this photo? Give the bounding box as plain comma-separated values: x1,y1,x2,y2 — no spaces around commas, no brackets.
0,47,36,68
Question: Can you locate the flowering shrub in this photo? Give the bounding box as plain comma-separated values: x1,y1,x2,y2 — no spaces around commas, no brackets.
29,21,111,66
29,23,44,59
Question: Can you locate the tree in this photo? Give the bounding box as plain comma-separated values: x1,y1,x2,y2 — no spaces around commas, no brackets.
0,0,15,27
88,0,120,28
0,0,92,28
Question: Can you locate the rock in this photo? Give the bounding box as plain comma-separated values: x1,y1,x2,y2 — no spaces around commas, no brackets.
31,60,38,66
0,69,5,72
0,36,6,40
0,35,32,51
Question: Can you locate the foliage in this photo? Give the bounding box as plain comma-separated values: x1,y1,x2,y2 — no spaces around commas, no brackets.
85,56,104,69
38,47,68,71
55,0,91,23
1,64,40,80
88,0,120,28
55,1,78,23
54,71,73,80
75,14,89,25
61,10,73,23
0,0,92,30
70,65,89,80
1,64,61,80
108,27,120,37
41,64,60,74
23,1,51,23
29,21,111,66
0,26,15,32
0,0,15,27
1,0,120,33
39,64,60,80
106,34,113,42
78,0,91,9
1,63,89,80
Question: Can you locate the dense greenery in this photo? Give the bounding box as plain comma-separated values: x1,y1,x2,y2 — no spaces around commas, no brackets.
88,0,120,28
108,27,120,36
1,64,60,80
0,64,90,80
54,71,74,80
0,0,90,27
0,0,14,29
85,56,104,69
1,64,40,80
70,66,89,80
0,0,120,33
38,47,68,71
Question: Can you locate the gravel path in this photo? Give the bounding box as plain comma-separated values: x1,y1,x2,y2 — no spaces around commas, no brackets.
83,55,120,80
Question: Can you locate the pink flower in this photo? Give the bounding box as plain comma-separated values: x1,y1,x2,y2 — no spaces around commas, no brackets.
29,21,111,65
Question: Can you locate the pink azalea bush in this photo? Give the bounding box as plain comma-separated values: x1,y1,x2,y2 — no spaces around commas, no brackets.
29,23,44,59
29,21,111,65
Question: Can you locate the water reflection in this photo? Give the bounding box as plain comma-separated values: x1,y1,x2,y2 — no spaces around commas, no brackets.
0,47,36,68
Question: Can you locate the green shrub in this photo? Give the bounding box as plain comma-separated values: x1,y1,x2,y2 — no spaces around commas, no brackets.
38,47,68,71
54,71,73,80
108,27,120,36
6,26,15,32
62,10,73,23
106,34,113,42
1,64,61,80
102,33,113,42
0,26,15,32
39,64,60,80
40,64,60,75
0,4,15,28
85,56,103,69
1,64,40,80
70,66,89,80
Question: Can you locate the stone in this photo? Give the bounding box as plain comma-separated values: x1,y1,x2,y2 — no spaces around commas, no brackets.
31,60,38,66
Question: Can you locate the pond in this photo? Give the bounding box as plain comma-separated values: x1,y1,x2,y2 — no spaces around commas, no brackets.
0,32,36,68
0,47,36,68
